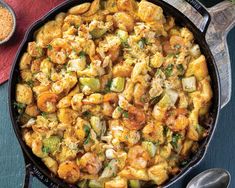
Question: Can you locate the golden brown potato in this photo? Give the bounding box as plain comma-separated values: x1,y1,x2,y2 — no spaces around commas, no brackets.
36,20,62,47
112,63,133,77
113,12,134,32
68,3,91,15
57,108,79,124
138,1,164,22
148,162,169,185
83,0,100,16
105,177,127,188
42,157,58,174
20,69,33,82
16,84,33,104
119,166,149,181
19,53,32,70
25,104,40,117
186,55,209,81
117,0,137,12
57,161,80,183
27,42,44,58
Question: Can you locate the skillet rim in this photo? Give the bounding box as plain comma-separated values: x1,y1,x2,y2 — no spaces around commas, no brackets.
8,0,221,187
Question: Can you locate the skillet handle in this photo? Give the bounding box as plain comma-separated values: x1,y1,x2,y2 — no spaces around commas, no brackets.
206,1,235,108
23,154,33,188
184,0,211,35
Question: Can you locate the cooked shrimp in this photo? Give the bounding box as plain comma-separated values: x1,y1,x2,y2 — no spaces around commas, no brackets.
142,122,164,144
103,93,118,104
165,108,189,131
122,106,146,130
37,92,59,113
79,152,102,175
47,38,70,64
57,161,80,183
63,15,82,30
127,145,150,169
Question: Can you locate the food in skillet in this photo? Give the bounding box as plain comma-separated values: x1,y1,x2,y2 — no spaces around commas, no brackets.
15,0,213,186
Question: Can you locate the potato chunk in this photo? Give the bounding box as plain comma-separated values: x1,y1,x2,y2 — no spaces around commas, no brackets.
186,55,208,81
16,84,33,104
57,108,79,124
19,53,32,70
138,1,163,22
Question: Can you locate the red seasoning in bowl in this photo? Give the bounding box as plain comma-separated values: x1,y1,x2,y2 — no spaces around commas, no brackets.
0,6,14,41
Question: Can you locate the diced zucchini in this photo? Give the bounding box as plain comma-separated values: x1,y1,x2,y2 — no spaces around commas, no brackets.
129,180,141,188
157,93,171,108
42,136,61,153
79,77,100,92
99,159,118,180
90,116,102,136
166,89,179,106
157,90,178,108
77,180,88,188
142,141,157,157
117,29,128,42
90,28,107,39
182,76,197,92
88,180,104,188
110,77,125,92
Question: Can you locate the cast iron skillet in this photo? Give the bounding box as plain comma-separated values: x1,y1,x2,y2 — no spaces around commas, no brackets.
8,0,221,187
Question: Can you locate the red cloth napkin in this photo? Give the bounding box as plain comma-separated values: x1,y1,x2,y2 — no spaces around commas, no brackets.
0,0,65,84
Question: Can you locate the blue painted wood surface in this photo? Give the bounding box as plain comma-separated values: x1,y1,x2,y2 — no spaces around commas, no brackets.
0,1,234,187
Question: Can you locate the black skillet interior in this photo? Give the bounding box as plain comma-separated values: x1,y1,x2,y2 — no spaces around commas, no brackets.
8,0,220,187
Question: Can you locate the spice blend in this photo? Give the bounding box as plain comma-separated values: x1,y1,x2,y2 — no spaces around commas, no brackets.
0,6,14,41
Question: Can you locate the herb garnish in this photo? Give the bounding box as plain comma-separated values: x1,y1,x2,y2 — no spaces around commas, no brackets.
123,111,129,118
14,102,26,114
164,64,174,77
138,37,148,49
171,133,181,149
47,44,52,50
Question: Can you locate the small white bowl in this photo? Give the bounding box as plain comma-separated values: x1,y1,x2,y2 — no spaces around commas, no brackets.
0,1,16,45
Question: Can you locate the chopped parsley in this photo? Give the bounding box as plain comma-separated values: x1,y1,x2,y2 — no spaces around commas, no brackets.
83,124,90,136
123,111,129,118
47,44,52,50
26,80,34,87
103,80,112,93
82,111,91,118
164,64,174,77
138,37,148,49
41,112,48,118
79,51,86,57
84,133,91,145
42,146,50,154
176,64,185,75
171,133,181,149
14,102,25,114
117,106,123,112
121,41,130,48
